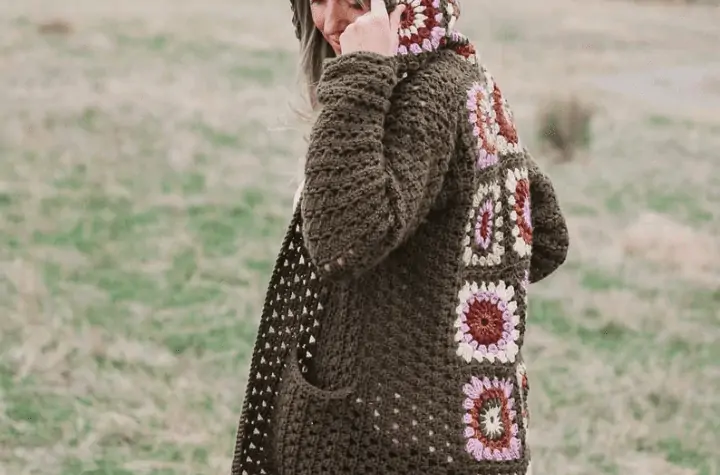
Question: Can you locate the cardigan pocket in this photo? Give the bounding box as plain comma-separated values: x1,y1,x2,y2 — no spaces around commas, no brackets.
270,343,358,475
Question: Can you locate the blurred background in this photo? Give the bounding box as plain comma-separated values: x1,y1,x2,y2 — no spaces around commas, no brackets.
0,0,719,474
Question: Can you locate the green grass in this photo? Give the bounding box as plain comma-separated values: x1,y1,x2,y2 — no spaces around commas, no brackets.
0,1,718,475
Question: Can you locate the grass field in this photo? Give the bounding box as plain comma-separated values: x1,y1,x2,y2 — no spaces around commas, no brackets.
0,0,718,474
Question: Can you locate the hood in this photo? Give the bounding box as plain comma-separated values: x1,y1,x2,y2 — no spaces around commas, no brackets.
291,0,473,68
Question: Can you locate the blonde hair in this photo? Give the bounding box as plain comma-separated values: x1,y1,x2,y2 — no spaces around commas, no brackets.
294,0,339,112
291,0,353,187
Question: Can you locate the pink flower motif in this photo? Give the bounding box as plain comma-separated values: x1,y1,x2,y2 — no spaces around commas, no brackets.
454,281,520,364
506,168,533,257
397,0,447,55
463,181,504,268
462,376,522,462
466,82,499,169
474,199,494,250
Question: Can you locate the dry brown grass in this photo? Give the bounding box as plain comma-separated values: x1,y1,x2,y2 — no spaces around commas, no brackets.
0,0,718,474
536,96,595,163
36,19,73,36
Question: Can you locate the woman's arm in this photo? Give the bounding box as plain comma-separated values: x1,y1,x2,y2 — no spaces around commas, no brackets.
528,156,569,283
301,52,459,281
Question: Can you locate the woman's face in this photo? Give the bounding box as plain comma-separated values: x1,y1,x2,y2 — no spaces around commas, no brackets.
310,0,370,55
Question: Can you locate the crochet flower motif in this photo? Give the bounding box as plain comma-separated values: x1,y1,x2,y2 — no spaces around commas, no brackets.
491,79,521,155
475,200,493,250
516,362,530,430
462,376,522,462
452,40,477,63
463,181,504,267
397,0,447,55
466,82,497,169
466,71,522,169
506,168,532,257
454,281,520,364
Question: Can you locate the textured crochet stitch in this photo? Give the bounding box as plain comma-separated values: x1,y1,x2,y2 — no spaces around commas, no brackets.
231,0,569,473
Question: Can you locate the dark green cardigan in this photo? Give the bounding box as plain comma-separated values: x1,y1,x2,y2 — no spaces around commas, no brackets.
231,1,569,473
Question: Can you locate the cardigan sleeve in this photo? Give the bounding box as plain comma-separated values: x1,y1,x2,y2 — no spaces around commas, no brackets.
300,52,459,281
527,155,569,283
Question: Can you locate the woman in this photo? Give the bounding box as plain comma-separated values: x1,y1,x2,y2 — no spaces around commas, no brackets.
231,0,569,474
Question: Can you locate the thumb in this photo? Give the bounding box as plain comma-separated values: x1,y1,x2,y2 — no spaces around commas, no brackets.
389,4,405,33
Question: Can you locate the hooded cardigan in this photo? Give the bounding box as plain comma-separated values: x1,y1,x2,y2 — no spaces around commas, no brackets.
230,1,569,474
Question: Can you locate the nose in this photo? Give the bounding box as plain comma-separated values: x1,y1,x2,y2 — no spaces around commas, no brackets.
323,0,349,38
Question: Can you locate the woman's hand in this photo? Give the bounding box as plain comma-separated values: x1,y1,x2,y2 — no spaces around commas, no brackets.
339,0,406,56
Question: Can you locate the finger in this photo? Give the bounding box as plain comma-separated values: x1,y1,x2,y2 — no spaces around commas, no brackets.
389,4,405,32
370,0,389,18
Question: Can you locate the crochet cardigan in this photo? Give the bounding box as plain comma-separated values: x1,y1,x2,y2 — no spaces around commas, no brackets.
231,1,569,474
